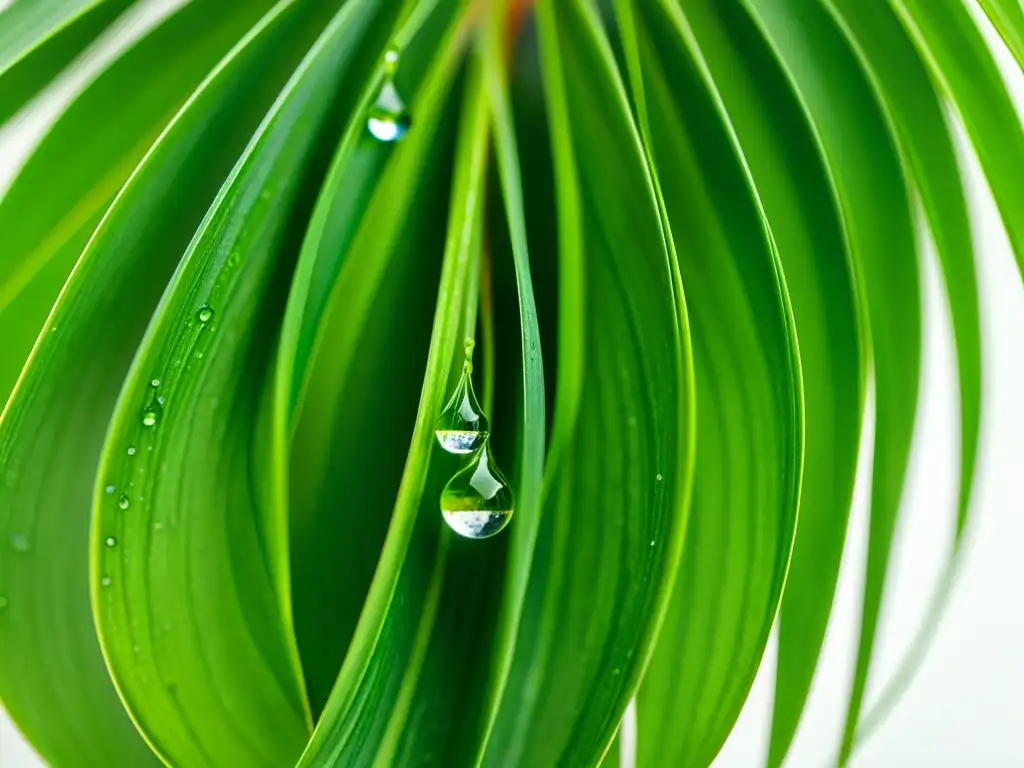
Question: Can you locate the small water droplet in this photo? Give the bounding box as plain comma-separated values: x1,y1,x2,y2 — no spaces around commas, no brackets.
127,445,136,456
105,484,115,495
650,540,655,547
105,536,117,548
118,494,130,510
440,442,514,539
435,339,488,454
197,306,214,323
367,52,411,143
142,407,160,427
153,522,164,531
656,474,662,482
101,576,112,587
8,533,30,553
151,378,161,387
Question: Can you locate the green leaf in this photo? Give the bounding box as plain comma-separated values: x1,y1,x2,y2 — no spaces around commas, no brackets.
819,0,984,755
977,0,1024,72
0,1,343,765
481,2,693,764
620,1,863,765
91,1,405,764
0,0,285,407
610,3,803,766
890,0,1024,280
741,0,923,763
273,0,463,715
0,0,127,77
0,0,128,127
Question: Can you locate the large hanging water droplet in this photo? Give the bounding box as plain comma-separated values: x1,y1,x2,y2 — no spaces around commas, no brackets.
435,340,488,454
367,50,411,142
440,442,514,539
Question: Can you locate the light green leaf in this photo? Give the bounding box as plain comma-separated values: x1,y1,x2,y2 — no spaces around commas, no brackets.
0,0,284,406
0,0,128,127
977,0,1024,72
91,1,404,764
482,2,693,764
612,3,803,766
741,0,922,763
0,0,127,77
0,1,342,765
890,0,1024,279
820,0,984,755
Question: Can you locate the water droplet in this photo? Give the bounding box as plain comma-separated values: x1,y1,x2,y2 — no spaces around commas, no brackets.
127,445,136,456
151,378,161,387
440,442,514,539
105,484,115,495
153,522,164,531
367,52,411,143
142,406,161,427
8,533,30,553
101,576,112,587
435,339,488,454
197,306,214,323
105,536,117,548
118,494,130,510
656,473,663,482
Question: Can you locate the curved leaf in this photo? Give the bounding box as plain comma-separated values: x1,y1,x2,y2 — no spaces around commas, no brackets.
741,0,923,763
612,3,803,766
821,0,984,754
482,2,693,764
0,1,321,765
90,2,407,764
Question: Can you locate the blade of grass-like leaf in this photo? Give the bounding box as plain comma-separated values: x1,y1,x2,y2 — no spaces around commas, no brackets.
365,7,551,761
295,17,505,767
0,0,128,127
822,0,982,750
271,0,463,713
630,1,864,764
0,0,286,406
0,2,330,765
888,0,1024,281
977,0,1024,72
0,0,128,76
616,3,804,766
481,1,693,764
91,2,400,764
472,0,547,757
741,0,923,763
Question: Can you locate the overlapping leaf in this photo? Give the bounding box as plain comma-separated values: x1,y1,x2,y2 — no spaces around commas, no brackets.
0,1,342,765
481,2,693,764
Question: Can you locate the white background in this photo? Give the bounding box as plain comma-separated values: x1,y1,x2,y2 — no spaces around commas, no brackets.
3,2,1024,766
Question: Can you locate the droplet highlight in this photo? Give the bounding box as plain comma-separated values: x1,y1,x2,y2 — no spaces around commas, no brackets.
367,50,411,142
440,442,514,539
435,339,488,454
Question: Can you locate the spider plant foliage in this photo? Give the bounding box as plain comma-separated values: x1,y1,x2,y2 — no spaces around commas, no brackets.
0,0,1019,765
